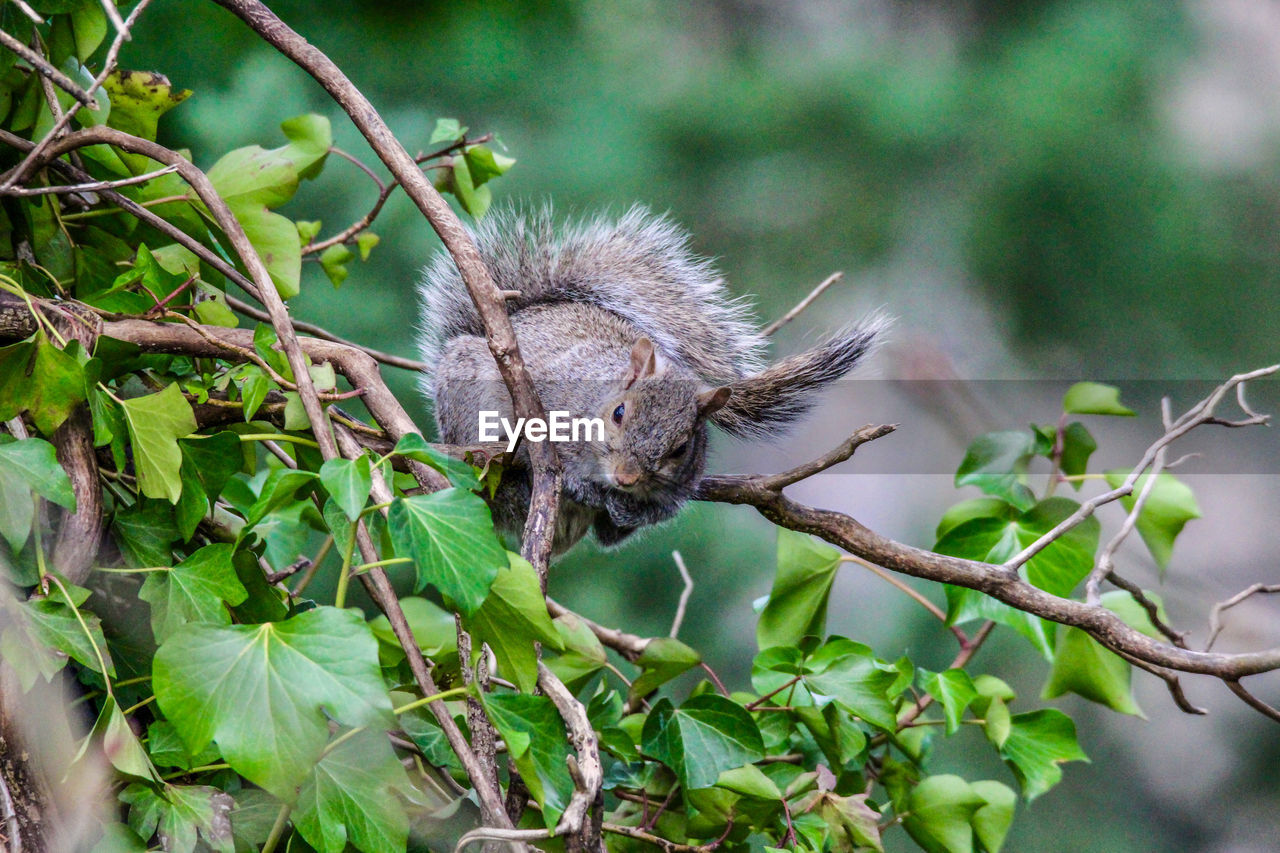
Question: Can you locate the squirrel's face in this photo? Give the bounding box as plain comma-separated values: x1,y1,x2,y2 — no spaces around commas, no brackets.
594,338,733,498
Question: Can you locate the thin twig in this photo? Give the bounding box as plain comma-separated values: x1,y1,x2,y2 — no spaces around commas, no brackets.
669,551,693,638
0,29,97,108
761,271,843,336
1206,583,1280,652
1225,679,1280,723
0,164,178,196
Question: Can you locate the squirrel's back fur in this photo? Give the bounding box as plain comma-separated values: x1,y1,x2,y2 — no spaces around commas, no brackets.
417,205,767,391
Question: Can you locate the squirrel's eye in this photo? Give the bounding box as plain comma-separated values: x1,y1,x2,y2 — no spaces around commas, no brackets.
612,404,625,424
670,441,688,458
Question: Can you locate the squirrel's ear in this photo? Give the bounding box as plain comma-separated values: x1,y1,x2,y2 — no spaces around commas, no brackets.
697,386,732,417
625,338,658,388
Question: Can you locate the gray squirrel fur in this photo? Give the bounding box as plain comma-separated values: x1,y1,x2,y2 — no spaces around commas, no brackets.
418,205,885,552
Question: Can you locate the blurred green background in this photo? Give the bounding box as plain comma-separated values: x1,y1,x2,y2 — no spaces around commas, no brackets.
129,1,1279,850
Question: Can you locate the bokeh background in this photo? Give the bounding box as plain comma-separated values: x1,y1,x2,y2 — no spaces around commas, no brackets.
130,1,1279,850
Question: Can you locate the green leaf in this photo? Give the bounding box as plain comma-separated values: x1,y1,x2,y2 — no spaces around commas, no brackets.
955,431,1037,510
153,606,393,800
206,114,331,211
466,552,562,693
483,693,574,828
121,782,233,853
120,383,197,504
757,529,840,650
804,638,898,731
112,498,179,568
103,70,191,142
463,145,516,186
234,205,301,300
293,727,411,853
715,763,781,800
1041,591,1149,716
241,468,318,529
1062,382,1135,416
641,694,764,789
998,710,1088,801
448,154,491,218
389,432,478,488
902,775,986,853
0,438,76,550
70,1,109,60
629,636,701,703
178,432,242,501
238,367,270,421
174,457,208,540
387,489,506,615
146,720,220,771
0,335,88,434
355,232,380,261
319,244,352,289
1057,422,1097,488
192,293,238,328
1102,470,1201,570
810,790,883,852
935,498,1011,540
546,612,608,692
319,454,372,522
138,544,248,642
88,697,158,782
368,596,456,658
13,586,114,676
922,669,979,735
970,780,1016,853
428,118,466,144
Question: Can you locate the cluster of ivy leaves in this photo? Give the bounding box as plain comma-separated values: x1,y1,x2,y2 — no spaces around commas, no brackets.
0,6,1204,853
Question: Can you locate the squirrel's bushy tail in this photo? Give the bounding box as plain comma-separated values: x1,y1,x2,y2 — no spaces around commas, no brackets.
711,316,887,438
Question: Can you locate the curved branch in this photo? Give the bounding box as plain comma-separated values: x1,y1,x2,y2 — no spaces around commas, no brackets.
697,430,1280,682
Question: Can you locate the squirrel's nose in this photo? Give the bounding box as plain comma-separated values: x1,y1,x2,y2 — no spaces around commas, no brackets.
612,461,642,487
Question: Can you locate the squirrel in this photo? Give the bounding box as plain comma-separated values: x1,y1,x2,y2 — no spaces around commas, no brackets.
418,205,885,553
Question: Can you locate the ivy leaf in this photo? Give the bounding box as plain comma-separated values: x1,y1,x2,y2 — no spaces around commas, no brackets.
238,366,271,421
757,529,840,651
390,433,478,488
1041,590,1153,716
804,639,898,731
0,438,75,549
483,693,574,828
319,454,372,522
387,489,506,615
546,612,608,692
1057,422,1097,489
1103,470,1201,570
146,720,220,771
120,383,197,504
138,544,249,642
641,695,764,789
153,606,393,800
809,790,883,852
103,70,191,142
319,244,352,289
463,145,516,186
293,727,411,853
428,117,466,144
87,696,157,782
955,430,1037,510
368,596,457,659
14,585,114,676
466,552,562,693
998,710,1088,801
921,669,979,735
0,335,87,434
355,232,379,261
716,764,781,800
901,775,986,853
970,780,1016,853
112,498,179,568
241,468,318,529
178,432,243,501
1062,382,1135,416
233,205,302,300
121,782,233,853
206,114,331,210
629,637,701,703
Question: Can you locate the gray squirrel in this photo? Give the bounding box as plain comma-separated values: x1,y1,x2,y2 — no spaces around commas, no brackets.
418,206,884,553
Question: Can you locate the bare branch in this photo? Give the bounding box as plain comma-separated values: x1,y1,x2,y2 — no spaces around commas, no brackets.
0,164,178,196
1225,679,1280,724
762,271,843,337
7,0,44,24
546,598,649,661
1113,649,1207,716
0,29,97,108
1104,572,1188,649
538,662,603,845
669,551,693,638
1206,583,1280,652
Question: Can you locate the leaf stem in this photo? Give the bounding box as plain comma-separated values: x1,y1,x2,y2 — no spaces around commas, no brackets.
393,686,470,715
